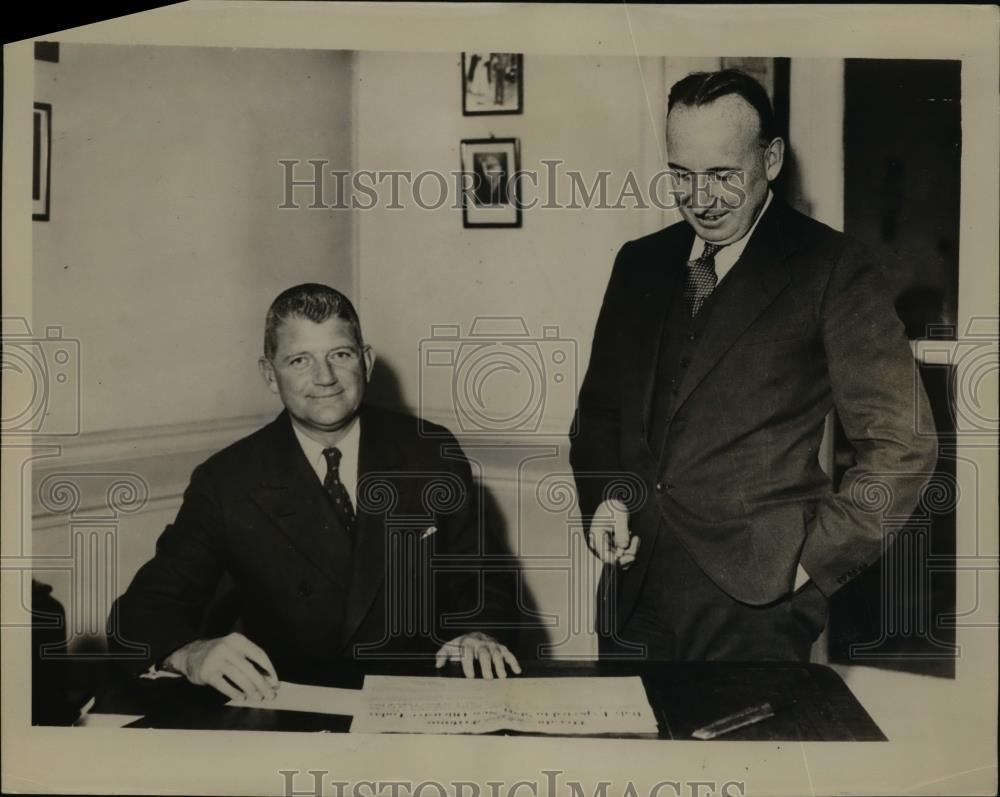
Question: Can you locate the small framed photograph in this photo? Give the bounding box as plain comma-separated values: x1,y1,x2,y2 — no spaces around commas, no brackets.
460,138,522,228
33,102,52,221
462,53,523,115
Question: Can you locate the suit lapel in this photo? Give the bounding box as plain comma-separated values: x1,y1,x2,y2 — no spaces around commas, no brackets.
670,201,794,418
635,226,693,440
249,412,351,585
340,408,398,648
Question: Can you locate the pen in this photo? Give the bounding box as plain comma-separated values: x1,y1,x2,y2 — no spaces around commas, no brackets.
691,702,775,740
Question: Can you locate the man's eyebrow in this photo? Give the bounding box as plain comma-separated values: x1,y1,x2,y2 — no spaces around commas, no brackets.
667,162,742,173
283,345,357,361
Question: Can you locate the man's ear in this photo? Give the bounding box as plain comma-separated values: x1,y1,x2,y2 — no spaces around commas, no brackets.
362,345,376,384
259,357,280,395
764,136,785,182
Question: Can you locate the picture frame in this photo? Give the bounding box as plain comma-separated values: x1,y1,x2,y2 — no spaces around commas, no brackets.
460,137,522,228
461,53,523,115
32,102,52,221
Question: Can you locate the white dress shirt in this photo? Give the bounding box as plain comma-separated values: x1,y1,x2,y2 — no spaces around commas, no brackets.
291,416,360,508
688,189,773,283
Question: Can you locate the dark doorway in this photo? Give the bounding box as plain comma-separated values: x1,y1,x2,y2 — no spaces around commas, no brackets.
827,58,961,677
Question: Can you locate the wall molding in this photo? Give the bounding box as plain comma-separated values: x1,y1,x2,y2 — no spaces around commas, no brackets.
32,412,275,468
30,409,579,524
31,413,274,524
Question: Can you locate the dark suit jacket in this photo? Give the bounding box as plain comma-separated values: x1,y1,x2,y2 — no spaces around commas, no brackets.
570,199,937,623
108,406,509,681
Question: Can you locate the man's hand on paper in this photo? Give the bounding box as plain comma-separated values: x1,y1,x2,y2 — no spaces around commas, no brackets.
163,632,279,701
434,632,522,679
586,498,639,570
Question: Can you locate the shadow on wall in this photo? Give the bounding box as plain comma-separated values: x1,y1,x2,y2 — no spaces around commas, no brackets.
480,487,554,661
31,580,98,725
365,354,408,414
774,144,812,219
366,356,550,660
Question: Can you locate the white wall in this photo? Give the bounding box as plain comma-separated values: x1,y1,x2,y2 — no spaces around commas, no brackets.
787,58,845,230
356,52,723,424
32,44,356,434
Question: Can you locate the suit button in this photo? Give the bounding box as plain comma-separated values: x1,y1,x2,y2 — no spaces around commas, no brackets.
297,581,313,597
687,333,696,342
655,481,664,493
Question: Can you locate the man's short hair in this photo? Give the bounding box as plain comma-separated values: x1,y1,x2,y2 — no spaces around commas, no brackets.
263,283,363,360
667,69,777,144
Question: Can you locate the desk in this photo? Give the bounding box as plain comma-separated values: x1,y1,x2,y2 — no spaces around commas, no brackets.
88,661,884,741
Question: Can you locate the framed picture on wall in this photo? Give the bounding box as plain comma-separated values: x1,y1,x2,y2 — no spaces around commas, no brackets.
460,137,521,228
461,53,523,115
33,102,52,221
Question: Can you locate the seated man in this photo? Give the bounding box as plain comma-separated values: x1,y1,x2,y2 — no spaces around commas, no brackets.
108,283,519,700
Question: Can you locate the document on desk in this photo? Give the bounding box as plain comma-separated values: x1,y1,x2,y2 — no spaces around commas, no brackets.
227,681,361,716
351,676,658,735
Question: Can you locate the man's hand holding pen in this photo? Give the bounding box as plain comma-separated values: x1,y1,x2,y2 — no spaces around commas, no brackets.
586,498,640,570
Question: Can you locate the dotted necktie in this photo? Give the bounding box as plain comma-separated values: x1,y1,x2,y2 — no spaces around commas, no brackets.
683,241,725,317
322,447,357,540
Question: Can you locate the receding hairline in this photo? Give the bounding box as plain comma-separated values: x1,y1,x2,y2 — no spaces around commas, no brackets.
666,93,768,142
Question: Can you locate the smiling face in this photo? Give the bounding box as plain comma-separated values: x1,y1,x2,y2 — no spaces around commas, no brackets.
260,315,374,443
666,94,784,245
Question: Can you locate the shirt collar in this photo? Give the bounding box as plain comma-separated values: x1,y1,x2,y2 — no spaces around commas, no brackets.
291,414,362,485
690,189,773,278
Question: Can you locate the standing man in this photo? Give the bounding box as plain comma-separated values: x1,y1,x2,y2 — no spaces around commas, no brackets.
110,284,519,699
570,70,937,661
